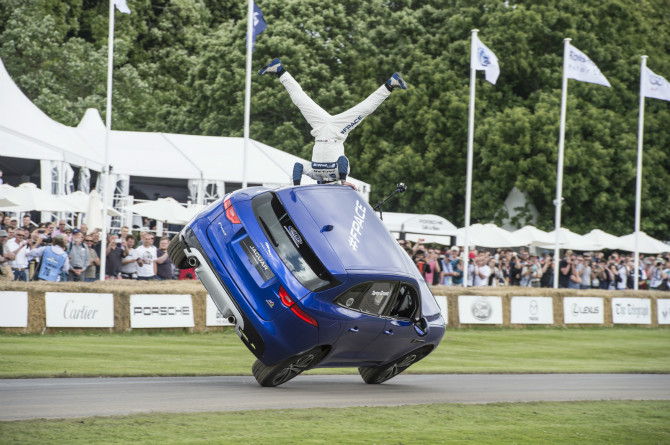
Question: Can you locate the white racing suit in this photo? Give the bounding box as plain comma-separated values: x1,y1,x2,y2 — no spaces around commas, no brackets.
280,72,391,184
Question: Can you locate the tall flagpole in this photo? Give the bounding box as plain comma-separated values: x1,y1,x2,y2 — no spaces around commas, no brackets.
242,0,254,188
463,29,478,288
100,0,116,281
633,55,648,290
553,38,571,289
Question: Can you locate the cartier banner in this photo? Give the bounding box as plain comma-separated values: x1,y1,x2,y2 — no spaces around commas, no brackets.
45,293,114,328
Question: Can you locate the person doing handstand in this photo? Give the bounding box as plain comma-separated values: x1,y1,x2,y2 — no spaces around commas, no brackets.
258,58,407,187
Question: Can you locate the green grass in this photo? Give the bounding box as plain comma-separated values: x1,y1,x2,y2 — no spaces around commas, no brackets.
1,401,668,444
0,327,668,378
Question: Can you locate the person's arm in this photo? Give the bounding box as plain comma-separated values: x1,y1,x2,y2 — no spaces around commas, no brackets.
560,260,571,275
155,250,169,265
152,255,157,276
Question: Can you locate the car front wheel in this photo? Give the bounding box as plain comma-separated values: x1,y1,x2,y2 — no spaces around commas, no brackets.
358,345,433,384
252,347,326,387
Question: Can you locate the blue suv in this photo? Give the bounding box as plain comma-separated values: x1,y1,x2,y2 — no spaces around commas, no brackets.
168,184,445,386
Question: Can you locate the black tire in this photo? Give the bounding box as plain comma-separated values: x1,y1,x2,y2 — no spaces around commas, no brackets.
252,347,326,387
167,235,189,269
358,345,433,385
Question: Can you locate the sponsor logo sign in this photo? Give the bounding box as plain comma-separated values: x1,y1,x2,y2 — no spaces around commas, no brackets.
0,291,28,327
658,299,670,325
511,296,554,324
612,298,651,324
45,293,114,328
434,295,448,324
206,294,233,327
458,295,502,324
130,294,194,328
563,297,604,324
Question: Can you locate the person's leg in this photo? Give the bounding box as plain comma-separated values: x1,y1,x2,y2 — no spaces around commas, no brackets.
279,72,331,130
331,85,391,136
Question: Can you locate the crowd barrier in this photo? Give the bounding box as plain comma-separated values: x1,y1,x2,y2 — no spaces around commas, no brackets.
1,281,669,333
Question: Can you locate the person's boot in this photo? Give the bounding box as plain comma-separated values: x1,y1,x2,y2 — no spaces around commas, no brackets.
385,72,407,91
258,58,285,77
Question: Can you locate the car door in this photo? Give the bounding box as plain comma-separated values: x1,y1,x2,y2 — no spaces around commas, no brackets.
328,281,395,364
355,282,422,362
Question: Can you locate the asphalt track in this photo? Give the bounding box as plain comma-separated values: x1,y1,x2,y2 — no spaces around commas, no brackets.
1,374,669,421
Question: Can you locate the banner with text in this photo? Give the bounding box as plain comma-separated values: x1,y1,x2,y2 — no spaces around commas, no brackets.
510,296,554,324
563,297,604,324
206,294,234,327
612,298,651,324
130,294,194,328
657,299,670,325
45,293,114,328
0,291,28,327
458,295,503,324
434,295,448,324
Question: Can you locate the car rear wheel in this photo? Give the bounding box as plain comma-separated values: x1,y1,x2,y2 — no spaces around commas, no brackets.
167,235,189,269
252,347,326,387
358,345,433,384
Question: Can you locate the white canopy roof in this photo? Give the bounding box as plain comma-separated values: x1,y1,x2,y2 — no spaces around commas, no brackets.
0,58,102,169
381,212,457,245
509,225,554,246
456,223,518,248
617,232,669,254
535,228,601,251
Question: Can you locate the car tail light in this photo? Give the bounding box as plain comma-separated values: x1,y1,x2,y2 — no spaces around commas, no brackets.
278,285,318,327
224,198,240,224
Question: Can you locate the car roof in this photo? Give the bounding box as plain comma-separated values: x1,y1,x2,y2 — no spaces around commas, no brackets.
276,185,411,275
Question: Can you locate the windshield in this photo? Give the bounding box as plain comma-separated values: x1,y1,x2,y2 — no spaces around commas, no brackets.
252,192,338,292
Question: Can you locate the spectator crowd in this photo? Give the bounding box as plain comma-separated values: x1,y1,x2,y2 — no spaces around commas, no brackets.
399,240,670,291
0,212,191,282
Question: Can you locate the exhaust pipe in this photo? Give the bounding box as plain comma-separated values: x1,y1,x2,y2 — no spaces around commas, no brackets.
227,316,236,325
187,256,200,268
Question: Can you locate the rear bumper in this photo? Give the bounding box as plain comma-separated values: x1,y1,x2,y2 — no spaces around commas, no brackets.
179,228,266,360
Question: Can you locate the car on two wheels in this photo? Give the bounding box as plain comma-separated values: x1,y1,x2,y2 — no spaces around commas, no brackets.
168,184,445,387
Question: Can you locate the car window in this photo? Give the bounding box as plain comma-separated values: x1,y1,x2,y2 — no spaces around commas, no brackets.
252,192,338,292
335,281,396,316
388,283,418,320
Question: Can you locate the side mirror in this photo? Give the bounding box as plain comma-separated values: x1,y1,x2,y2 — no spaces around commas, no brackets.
414,317,429,337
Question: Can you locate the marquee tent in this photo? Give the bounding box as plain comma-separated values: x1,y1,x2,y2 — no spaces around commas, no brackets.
617,232,669,254
456,223,518,248
509,225,554,246
0,58,102,170
581,229,623,251
381,212,457,245
0,183,78,213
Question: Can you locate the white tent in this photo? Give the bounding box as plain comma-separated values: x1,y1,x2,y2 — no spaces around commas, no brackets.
617,232,669,254
126,197,198,225
535,228,600,251
509,225,554,246
582,229,622,251
0,183,78,213
0,58,102,170
456,223,518,248
380,212,457,245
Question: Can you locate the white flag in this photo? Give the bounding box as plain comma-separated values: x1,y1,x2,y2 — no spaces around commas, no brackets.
642,66,670,102
565,43,610,87
471,35,500,85
113,0,131,14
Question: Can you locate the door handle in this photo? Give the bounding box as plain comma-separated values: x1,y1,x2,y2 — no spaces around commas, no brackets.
348,327,359,333
383,330,394,336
